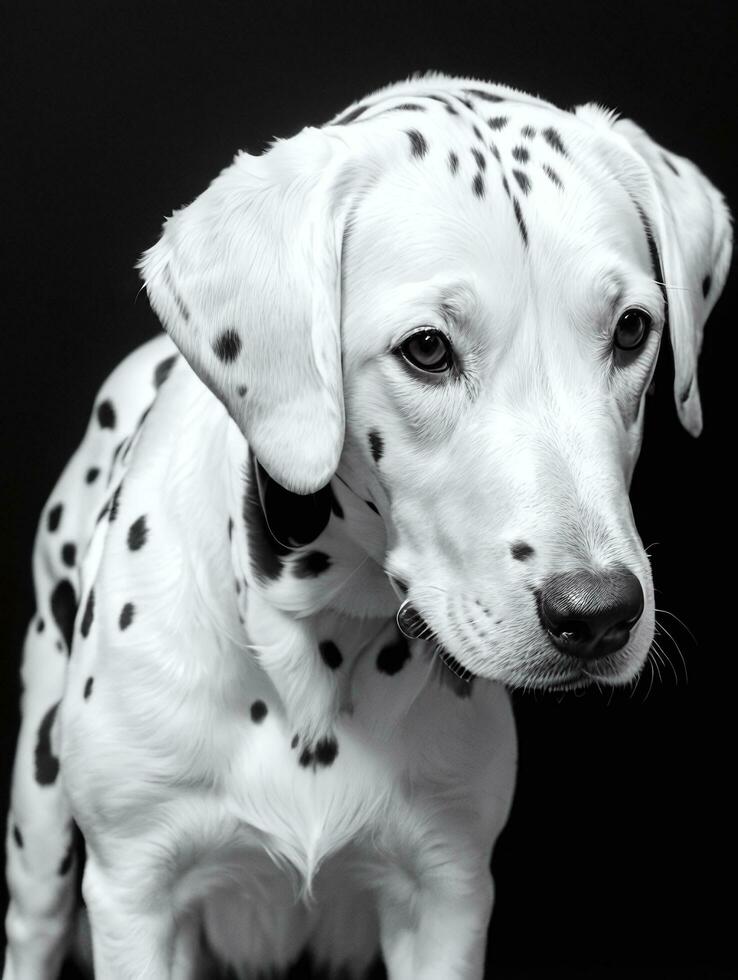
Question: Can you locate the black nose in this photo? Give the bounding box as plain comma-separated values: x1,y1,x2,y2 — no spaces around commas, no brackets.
538,567,644,661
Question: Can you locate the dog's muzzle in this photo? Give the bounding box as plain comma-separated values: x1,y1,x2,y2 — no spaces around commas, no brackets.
537,566,644,661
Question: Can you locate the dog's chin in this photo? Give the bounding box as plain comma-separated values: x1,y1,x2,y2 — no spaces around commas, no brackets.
433,644,645,694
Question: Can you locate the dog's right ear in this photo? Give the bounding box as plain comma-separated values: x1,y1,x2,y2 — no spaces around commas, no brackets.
139,128,353,494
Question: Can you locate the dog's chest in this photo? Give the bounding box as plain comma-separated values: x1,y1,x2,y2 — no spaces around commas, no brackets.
200,618,496,882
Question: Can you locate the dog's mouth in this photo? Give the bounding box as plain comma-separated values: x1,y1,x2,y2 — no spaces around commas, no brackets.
395,598,636,692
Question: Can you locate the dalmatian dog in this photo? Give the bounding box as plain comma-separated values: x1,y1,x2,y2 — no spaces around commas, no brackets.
3,73,731,979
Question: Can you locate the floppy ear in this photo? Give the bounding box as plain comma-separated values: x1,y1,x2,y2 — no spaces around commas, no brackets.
579,109,732,435
139,127,353,493
610,118,732,435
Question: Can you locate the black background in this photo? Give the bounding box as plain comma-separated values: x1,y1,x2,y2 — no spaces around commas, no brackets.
2,1,735,977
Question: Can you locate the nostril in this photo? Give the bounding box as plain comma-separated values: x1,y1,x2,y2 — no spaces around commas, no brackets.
549,618,592,644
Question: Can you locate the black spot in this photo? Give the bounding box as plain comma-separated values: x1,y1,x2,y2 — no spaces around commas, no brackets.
376,632,411,675
406,129,428,159
426,94,458,114
334,103,368,125
250,700,268,723
137,407,151,430
47,504,63,533
542,164,563,189
679,381,693,405
389,102,426,112
293,551,331,578
299,736,339,769
119,602,134,630
368,430,384,463
13,825,23,848
488,116,509,131
314,737,339,766
51,580,76,652
80,589,95,638
464,88,503,102
319,640,343,670
61,543,76,568
542,127,567,156
365,500,379,514
83,677,94,699
448,150,459,175
472,124,484,142
85,467,100,484
291,734,299,749
328,483,344,519
512,145,530,163
127,515,148,551
661,152,680,176
243,452,333,582
97,400,116,429
235,578,241,595
36,618,45,634
96,501,109,524
701,274,712,298
512,198,529,247
35,702,60,785
490,142,501,162
243,456,290,581
633,203,670,340
472,173,485,198
212,329,242,363
521,125,537,139
512,169,532,195
109,483,122,522
237,385,248,397
511,542,535,561
501,175,511,198
111,439,126,469
153,355,177,388
58,837,75,875
56,641,63,651
228,516,234,540
471,147,486,171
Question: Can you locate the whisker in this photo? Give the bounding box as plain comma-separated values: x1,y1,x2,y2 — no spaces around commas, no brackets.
642,654,656,704
653,637,679,686
654,615,690,684
650,645,664,687
655,607,696,644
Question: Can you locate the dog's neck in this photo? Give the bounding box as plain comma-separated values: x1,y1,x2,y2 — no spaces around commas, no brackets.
223,418,398,622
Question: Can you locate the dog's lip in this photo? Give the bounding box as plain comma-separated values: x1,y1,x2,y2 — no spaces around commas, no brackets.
536,673,589,692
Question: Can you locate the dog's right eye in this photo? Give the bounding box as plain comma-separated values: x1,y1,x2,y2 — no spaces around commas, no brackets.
397,329,454,374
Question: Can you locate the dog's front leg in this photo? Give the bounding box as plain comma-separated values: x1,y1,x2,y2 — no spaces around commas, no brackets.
245,589,339,753
377,857,494,980
82,855,179,980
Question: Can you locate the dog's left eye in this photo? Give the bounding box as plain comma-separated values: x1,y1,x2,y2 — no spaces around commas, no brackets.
398,330,454,373
614,308,652,351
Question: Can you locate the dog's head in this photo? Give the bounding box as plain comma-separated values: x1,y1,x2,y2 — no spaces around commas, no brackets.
140,76,731,691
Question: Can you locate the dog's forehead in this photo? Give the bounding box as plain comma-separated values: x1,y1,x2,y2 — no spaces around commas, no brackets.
332,83,651,291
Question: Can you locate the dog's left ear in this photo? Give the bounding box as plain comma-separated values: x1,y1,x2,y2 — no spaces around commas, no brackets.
577,107,732,435
139,127,354,493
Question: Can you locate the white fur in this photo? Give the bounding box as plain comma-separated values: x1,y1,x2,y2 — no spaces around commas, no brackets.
3,73,731,979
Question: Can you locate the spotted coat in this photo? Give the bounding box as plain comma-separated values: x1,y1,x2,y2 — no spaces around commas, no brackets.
4,72,731,980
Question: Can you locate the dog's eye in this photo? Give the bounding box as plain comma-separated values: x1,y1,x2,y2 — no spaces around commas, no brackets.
398,330,453,373
614,308,652,351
